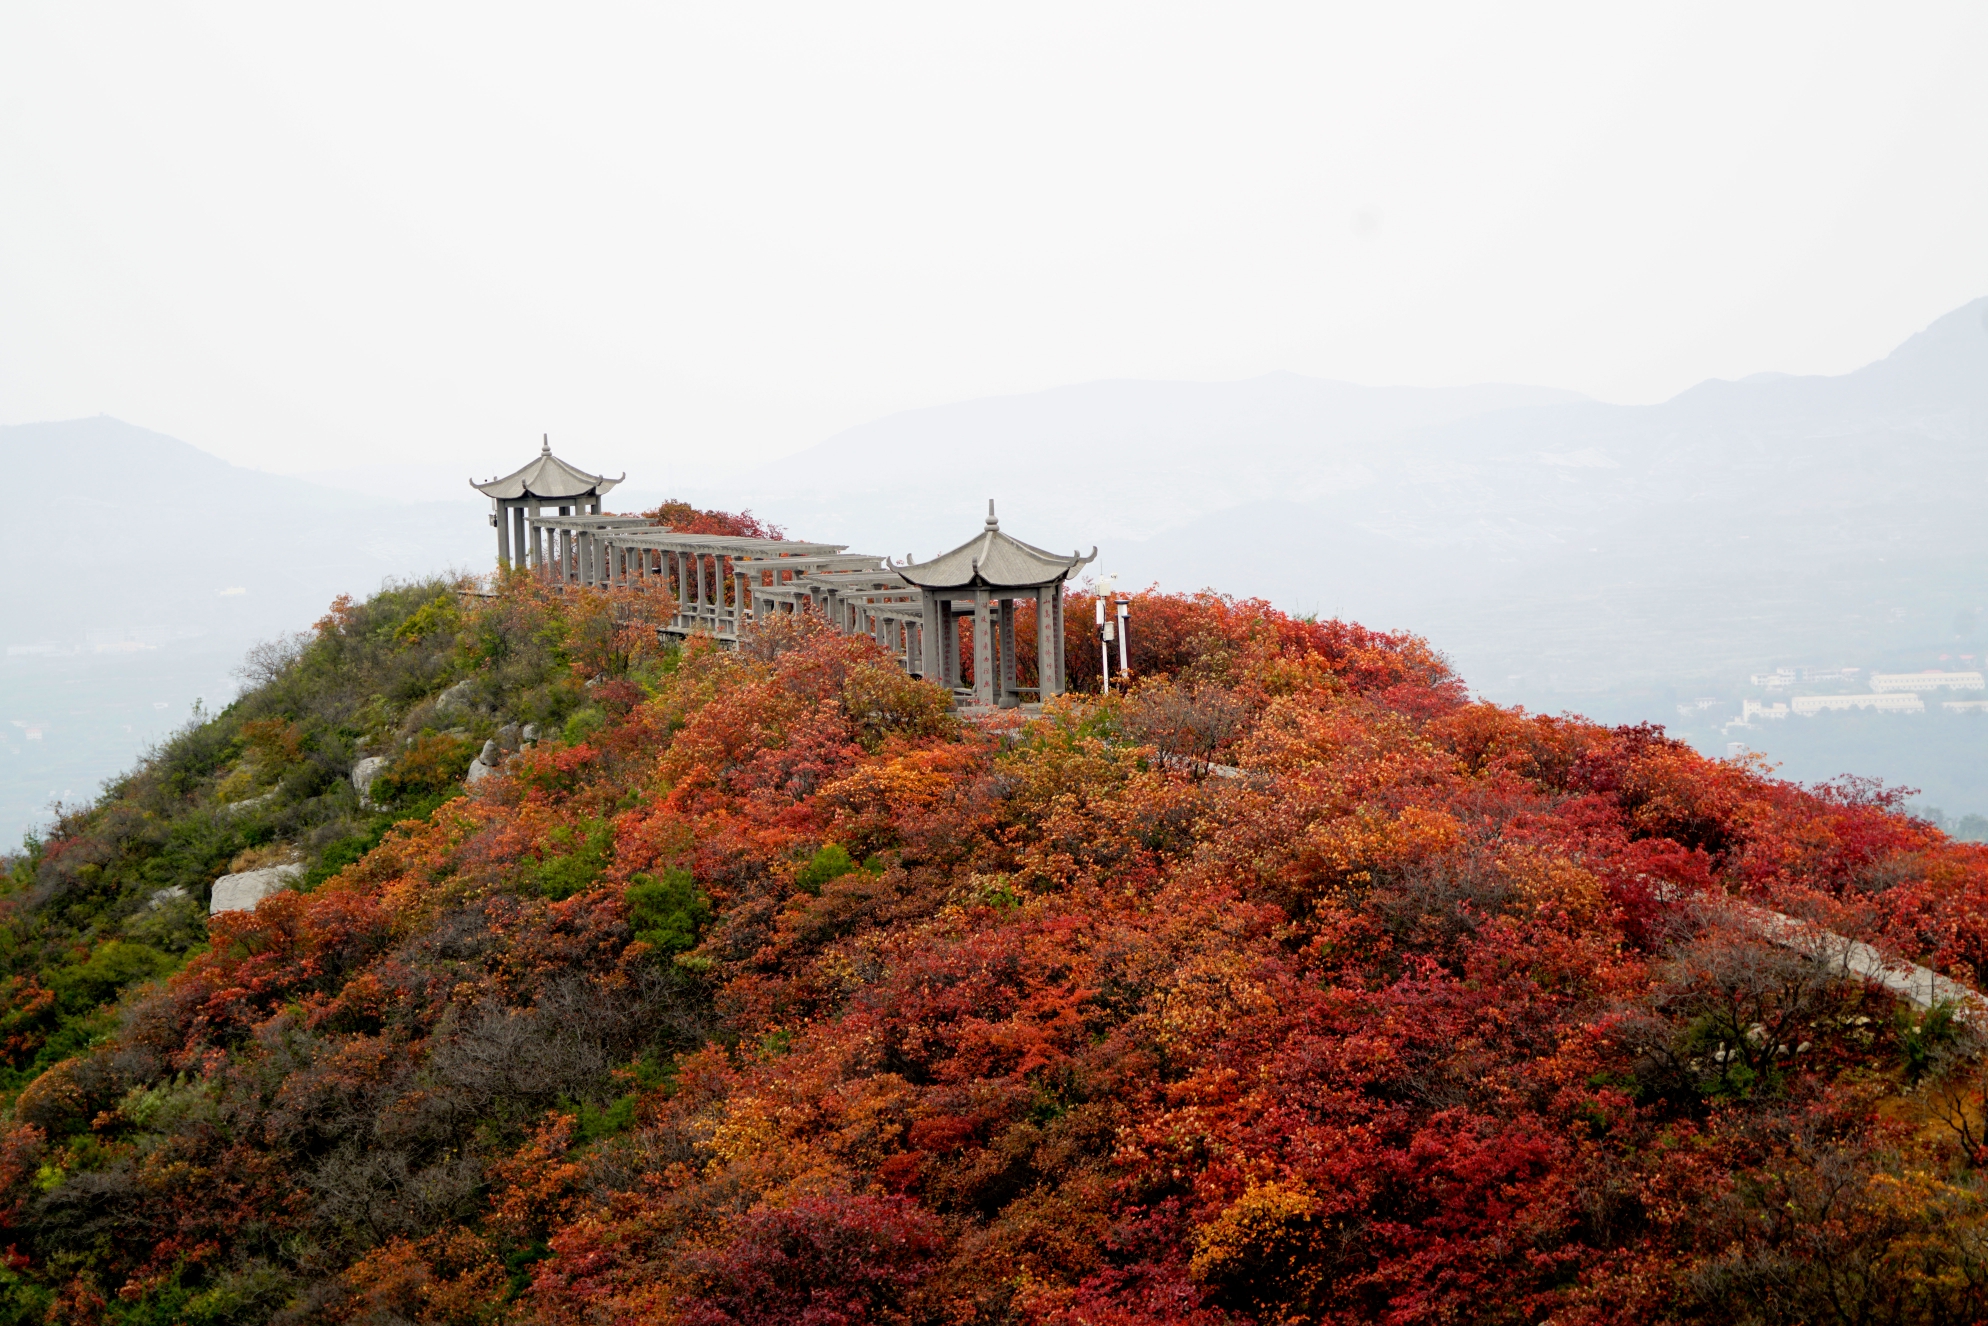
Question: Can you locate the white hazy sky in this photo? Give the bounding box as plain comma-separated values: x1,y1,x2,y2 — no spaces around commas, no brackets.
3,3,1985,484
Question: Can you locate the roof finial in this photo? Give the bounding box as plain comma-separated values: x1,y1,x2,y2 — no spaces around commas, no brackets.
985,498,999,531
541,433,551,455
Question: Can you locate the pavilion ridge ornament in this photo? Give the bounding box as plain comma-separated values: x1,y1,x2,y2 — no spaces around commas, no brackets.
473,448,1093,706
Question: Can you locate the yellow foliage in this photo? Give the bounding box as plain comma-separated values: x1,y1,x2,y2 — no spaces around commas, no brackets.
1190,1178,1327,1306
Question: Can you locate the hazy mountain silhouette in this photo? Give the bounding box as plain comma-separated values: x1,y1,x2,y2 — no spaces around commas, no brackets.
731,299,1988,696
737,377,1584,559
0,417,490,838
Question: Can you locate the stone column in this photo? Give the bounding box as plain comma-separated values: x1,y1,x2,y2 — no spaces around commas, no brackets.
945,601,961,688
529,501,542,571
512,506,528,571
998,598,1017,706
973,588,993,706
1037,586,1060,696
916,592,938,678
1052,586,1065,694
495,501,512,569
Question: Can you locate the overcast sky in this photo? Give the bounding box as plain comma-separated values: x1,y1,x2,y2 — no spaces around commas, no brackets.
3,3,1984,485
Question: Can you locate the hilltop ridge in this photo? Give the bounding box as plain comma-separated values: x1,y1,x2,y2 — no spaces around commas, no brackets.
3,554,1988,1321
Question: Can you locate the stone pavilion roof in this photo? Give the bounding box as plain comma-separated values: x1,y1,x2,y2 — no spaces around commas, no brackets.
893,501,1094,592
472,437,623,501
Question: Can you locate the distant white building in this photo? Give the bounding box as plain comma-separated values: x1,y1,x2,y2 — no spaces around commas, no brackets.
1751,666,1862,688
1742,699,1789,721
1870,670,1984,693
1792,693,1925,715
1943,699,1988,714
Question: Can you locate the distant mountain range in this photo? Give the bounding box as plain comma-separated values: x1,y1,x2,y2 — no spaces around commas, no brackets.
1,417,492,647
722,297,1988,710
0,418,491,838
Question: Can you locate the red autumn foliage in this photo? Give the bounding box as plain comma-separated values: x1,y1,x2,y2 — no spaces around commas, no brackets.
642,499,786,540
9,574,1988,1324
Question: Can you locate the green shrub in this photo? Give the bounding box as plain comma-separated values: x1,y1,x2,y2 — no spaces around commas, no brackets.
369,733,477,807
562,707,607,746
536,818,615,900
48,941,175,1016
794,843,860,895
626,868,711,953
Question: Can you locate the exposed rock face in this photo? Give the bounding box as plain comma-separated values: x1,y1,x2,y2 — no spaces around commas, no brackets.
521,724,540,744
465,739,501,786
223,790,277,815
434,679,477,718
351,756,389,809
147,886,188,909
209,863,304,914
497,723,522,751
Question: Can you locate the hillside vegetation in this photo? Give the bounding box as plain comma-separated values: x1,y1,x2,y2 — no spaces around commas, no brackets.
5,521,1988,1324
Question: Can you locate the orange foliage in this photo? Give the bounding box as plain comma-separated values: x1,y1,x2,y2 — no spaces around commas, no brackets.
12,576,1988,1324
641,499,784,540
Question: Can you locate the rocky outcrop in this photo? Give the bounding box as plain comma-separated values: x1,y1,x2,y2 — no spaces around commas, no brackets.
209,863,305,915
223,790,277,815
351,755,389,809
465,739,501,786
434,680,477,719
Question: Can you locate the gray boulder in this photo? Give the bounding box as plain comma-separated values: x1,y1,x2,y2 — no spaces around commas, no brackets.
465,739,501,786
147,885,189,910
434,679,476,718
521,723,540,744
209,863,305,914
351,755,389,809
497,722,522,751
